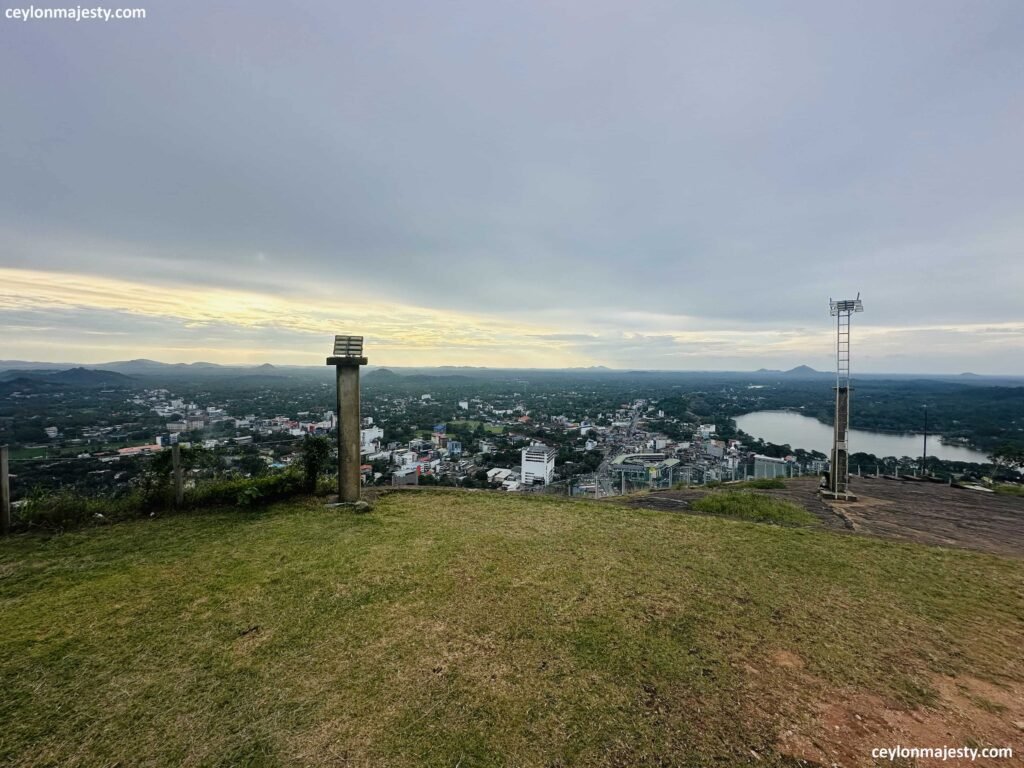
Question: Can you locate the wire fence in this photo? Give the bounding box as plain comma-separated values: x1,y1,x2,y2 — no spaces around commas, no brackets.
1,432,1014,535
6,436,310,464
0,435,340,533
1,435,323,513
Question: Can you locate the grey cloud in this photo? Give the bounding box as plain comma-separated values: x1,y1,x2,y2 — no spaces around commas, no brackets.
2,0,1023,368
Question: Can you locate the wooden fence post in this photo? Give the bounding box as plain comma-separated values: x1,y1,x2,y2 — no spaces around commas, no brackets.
1,445,10,535
172,444,184,507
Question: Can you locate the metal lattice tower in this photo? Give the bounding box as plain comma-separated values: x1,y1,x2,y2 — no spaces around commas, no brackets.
827,295,863,499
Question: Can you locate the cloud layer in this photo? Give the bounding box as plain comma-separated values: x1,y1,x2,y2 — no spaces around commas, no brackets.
2,1,1023,371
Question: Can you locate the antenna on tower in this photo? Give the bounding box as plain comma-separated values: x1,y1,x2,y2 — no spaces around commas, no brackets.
824,294,863,500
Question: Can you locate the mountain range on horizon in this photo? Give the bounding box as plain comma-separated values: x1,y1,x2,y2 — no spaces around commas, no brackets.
1,359,1021,384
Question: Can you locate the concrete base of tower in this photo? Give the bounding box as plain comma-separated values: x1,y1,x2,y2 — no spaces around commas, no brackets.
820,490,858,502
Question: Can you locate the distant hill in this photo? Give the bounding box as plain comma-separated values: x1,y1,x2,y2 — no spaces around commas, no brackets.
100,359,178,375
364,368,474,383
0,375,50,390
782,365,827,377
0,369,49,382
82,359,291,380
46,367,134,386
0,367,134,392
0,360,79,372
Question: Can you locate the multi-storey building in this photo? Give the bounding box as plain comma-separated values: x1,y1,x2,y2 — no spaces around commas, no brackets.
521,444,557,485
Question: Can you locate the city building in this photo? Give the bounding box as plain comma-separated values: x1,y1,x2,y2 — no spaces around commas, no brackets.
704,440,725,459
487,467,514,484
610,452,680,490
360,425,384,454
521,444,557,485
392,468,419,487
753,454,789,479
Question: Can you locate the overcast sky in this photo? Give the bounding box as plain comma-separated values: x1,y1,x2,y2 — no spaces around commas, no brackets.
2,0,1022,372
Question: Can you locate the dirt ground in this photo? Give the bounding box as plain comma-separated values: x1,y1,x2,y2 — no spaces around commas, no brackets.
620,476,1024,559
766,652,1024,767
621,477,1024,764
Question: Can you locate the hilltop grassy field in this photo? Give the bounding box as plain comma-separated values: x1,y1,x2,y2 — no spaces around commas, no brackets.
2,490,1023,767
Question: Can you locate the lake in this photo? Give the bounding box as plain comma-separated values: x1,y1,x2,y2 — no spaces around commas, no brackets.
734,410,990,464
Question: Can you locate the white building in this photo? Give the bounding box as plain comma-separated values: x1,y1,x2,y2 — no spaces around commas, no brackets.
753,454,789,479
487,467,513,484
521,444,557,486
392,449,418,468
704,440,725,459
360,426,384,454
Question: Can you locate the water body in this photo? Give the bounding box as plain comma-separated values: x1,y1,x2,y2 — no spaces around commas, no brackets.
734,410,990,464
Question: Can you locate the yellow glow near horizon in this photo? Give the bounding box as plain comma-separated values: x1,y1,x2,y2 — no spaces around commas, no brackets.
0,267,594,366
3,267,1022,369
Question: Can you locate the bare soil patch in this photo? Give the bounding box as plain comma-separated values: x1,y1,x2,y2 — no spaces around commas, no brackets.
623,476,1024,558
773,667,1024,767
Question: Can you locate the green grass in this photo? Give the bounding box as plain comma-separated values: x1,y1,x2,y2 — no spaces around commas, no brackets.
449,419,504,434
690,490,817,526
8,446,49,460
993,483,1024,496
1,491,1023,766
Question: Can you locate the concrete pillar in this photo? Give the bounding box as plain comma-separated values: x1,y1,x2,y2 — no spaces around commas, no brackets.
337,364,361,502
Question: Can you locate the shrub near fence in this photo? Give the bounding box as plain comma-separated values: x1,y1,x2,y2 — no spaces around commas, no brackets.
7,435,340,533
13,470,310,532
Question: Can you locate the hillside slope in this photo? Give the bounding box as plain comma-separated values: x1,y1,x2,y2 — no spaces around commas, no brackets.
1,491,1023,767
